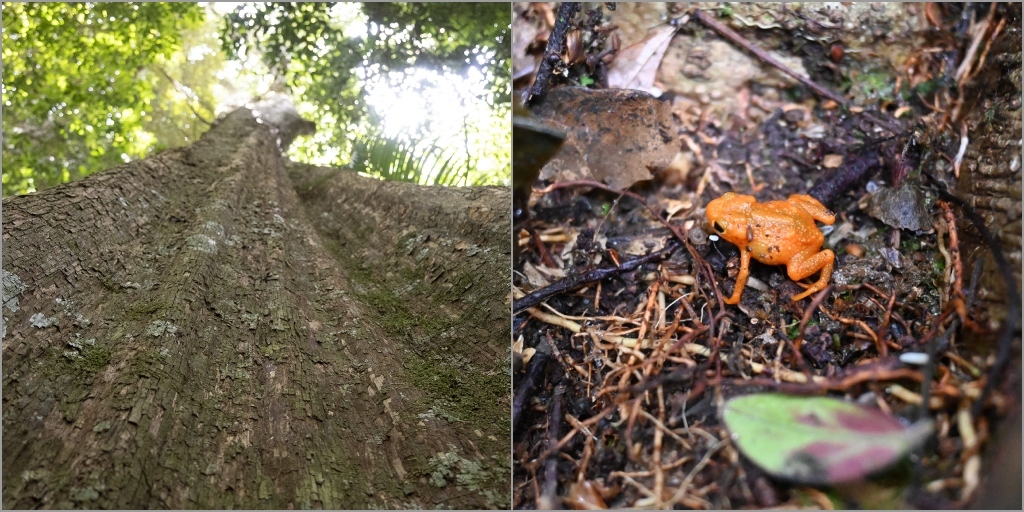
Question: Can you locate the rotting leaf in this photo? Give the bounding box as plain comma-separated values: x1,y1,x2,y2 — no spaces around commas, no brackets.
721,394,933,485
531,87,678,190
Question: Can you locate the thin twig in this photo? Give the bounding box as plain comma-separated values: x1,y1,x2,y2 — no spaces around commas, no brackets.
531,402,620,465
513,337,552,430
525,224,558,268
155,66,214,126
793,285,833,352
954,3,998,85
539,384,566,510
667,438,724,506
691,9,901,134
691,9,847,106
653,386,667,506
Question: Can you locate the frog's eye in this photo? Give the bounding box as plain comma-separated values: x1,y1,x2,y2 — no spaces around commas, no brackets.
712,220,727,234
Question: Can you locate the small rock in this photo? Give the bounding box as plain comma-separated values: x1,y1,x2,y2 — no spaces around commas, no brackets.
784,109,806,123
865,184,932,231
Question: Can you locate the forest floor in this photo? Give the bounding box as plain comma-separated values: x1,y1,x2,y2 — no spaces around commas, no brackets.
512,3,1021,509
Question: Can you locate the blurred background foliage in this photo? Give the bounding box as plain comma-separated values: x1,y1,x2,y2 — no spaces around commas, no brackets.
2,2,511,196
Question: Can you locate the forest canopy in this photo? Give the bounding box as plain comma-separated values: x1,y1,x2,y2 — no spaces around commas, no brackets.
1,2,511,196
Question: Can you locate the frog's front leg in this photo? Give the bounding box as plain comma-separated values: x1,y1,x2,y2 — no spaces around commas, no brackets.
786,248,835,301
725,247,752,304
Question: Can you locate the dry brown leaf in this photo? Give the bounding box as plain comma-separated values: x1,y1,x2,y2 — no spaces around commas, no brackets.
606,23,678,95
823,154,844,168
662,197,694,220
512,3,549,82
566,480,609,510
522,261,566,289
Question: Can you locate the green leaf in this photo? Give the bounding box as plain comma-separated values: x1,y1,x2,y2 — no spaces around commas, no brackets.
721,394,933,485
352,130,470,186
2,2,205,196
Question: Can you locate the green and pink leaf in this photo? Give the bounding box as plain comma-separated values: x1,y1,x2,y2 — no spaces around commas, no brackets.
721,393,933,484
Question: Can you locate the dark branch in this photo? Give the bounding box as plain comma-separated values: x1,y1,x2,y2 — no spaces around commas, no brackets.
523,2,581,105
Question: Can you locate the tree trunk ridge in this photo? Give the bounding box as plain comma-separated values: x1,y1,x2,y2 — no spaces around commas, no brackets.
2,108,511,509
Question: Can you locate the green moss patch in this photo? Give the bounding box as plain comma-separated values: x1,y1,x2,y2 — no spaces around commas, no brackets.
39,342,110,421
127,296,171,318
361,288,451,339
402,353,508,437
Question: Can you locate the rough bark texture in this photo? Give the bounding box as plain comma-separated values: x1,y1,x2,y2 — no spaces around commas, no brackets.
2,108,511,509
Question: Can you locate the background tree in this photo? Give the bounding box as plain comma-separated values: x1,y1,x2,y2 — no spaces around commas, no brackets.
3,2,511,195
1,2,205,195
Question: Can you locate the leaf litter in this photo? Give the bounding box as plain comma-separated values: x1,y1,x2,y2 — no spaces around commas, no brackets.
513,2,1020,509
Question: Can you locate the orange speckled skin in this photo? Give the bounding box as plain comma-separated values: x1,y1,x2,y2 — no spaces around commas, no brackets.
706,192,836,304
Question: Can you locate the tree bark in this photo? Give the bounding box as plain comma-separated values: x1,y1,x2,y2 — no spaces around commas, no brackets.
1,108,511,509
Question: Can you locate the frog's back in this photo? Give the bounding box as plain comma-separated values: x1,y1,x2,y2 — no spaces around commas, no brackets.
747,200,825,264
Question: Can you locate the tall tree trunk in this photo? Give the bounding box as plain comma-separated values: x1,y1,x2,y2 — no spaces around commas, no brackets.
2,108,511,509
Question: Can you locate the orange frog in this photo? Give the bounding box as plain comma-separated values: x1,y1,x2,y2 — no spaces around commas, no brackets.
705,192,836,304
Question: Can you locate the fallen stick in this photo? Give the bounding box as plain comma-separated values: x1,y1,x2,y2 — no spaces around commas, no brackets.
514,241,678,313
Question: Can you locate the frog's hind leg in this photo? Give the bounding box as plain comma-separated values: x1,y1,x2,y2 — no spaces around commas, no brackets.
788,249,835,301
787,194,836,225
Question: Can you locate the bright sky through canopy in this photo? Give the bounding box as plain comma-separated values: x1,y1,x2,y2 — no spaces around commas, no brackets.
207,2,507,184
2,2,509,195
